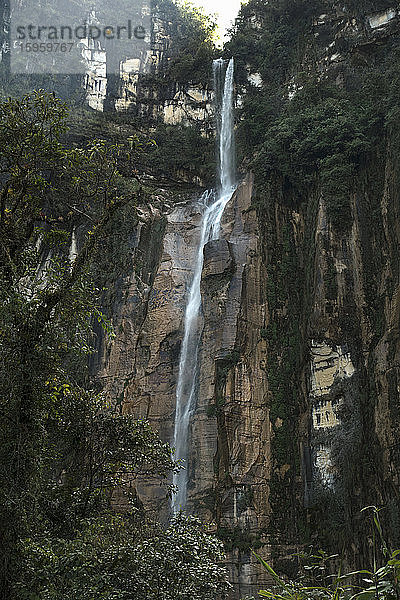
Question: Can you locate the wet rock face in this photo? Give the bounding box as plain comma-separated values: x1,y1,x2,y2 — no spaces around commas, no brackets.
193,176,270,596
95,138,400,594
93,8,400,590
202,239,234,280
95,175,272,595
310,341,355,397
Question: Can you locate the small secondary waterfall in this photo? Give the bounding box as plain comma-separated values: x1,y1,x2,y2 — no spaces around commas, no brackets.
172,58,235,512
69,229,78,265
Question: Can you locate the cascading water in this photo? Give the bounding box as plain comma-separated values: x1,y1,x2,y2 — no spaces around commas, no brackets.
214,58,236,196
172,58,235,512
69,229,78,265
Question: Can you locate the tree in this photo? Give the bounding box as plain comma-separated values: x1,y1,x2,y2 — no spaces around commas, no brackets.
16,514,230,600
0,90,229,600
0,90,141,597
152,0,217,86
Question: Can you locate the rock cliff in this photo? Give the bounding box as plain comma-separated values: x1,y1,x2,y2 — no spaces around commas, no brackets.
89,1,400,597
93,174,272,596
94,148,400,596
83,1,215,127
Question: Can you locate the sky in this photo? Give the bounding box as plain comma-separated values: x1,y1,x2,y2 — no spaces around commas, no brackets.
191,0,243,41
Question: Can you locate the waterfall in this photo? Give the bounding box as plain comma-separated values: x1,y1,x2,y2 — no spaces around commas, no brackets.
214,58,236,195
172,58,235,512
69,228,78,264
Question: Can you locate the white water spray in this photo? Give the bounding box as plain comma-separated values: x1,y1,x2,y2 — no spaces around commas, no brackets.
172,58,235,512
69,228,78,265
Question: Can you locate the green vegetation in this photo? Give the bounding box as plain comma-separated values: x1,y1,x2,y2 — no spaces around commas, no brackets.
254,507,400,599
63,107,215,187
0,91,229,599
147,122,215,186
207,395,226,418
152,0,217,87
345,0,396,13
227,0,400,231
217,526,263,554
226,0,324,88
325,255,338,302
16,514,229,600
259,217,304,537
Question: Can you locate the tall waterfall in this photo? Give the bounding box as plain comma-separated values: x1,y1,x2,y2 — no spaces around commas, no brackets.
172,58,235,512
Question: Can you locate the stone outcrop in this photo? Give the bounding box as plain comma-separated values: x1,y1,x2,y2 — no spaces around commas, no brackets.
82,9,214,126
310,342,355,398
163,85,213,127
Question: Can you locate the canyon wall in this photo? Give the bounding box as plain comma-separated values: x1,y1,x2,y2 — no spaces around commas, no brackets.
94,175,275,597
93,154,400,598
83,4,215,129
90,1,400,598
93,141,400,597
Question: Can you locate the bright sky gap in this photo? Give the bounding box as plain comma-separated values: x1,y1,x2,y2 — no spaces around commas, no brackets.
191,0,243,40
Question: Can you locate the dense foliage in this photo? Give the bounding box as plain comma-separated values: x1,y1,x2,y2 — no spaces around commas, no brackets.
227,0,400,229
152,0,217,86
0,91,229,599
63,107,215,186
254,508,400,599
17,514,228,600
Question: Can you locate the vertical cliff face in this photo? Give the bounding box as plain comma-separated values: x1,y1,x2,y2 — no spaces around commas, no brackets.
92,2,400,598
95,146,400,597
190,174,270,595
94,175,272,595
272,139,400,555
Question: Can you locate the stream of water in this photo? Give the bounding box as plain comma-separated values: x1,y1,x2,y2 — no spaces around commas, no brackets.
171,58,236,512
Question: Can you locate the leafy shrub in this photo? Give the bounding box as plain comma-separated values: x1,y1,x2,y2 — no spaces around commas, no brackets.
152,0,217,87
16,514,231,600
254,507,400,600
